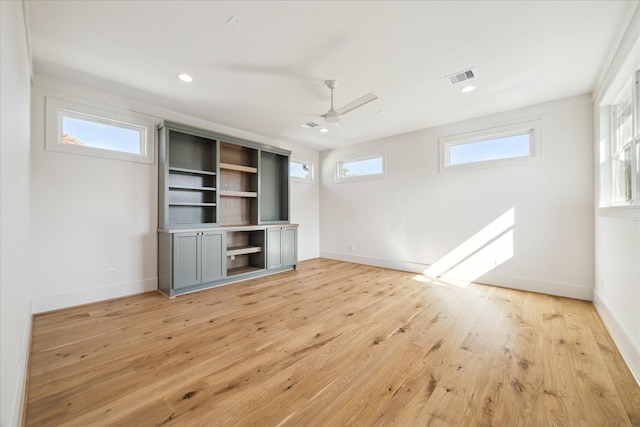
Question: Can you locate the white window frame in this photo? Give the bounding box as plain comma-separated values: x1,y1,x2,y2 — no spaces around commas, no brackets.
290,156,316,184
45,97,156,164
335,150,386,183
439,120,542,172
601,70,640,207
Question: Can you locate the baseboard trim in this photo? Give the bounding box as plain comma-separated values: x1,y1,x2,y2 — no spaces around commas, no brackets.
13,299,32,427
593,290,640,386
31,278,158,314
319,251,593,301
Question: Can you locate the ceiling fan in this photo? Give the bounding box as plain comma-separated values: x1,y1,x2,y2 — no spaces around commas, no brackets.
322,80,378,123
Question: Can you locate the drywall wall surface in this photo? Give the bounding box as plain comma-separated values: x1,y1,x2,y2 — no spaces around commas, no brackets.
593,2,640,383
280,144,320,261
1,2,33,425
30,75,320,313
320,94,594,300
594,212,640,382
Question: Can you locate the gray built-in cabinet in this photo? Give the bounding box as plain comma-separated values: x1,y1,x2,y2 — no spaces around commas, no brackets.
157,121,297,297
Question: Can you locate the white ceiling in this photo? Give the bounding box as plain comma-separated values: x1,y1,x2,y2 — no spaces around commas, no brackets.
26,0,635,150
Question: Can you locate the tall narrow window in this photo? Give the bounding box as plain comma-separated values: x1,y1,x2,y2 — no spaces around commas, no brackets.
611,83,635,204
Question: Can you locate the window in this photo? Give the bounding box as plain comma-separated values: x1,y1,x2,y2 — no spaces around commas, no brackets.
336,151,386,182
290,158,315,183
600,70,639,207
46,97,156,164
611,83,636,204
440,120,541,172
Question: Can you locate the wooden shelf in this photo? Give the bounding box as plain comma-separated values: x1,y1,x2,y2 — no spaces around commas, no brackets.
169,185,216,192
169,167,217,176
227,265,264,276
169,202,217,207
227,245,262,257
220,190,258,198
220,163,257,173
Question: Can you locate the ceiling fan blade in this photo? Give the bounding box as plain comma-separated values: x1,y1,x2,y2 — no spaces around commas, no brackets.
333,121,347,132
336,93,378,115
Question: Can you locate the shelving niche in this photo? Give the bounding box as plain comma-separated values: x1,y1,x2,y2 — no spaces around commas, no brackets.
226,230,265,276
162,129,217,227
219,142,258,226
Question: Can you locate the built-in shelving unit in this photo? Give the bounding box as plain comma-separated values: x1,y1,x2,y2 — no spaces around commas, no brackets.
157,121,297,297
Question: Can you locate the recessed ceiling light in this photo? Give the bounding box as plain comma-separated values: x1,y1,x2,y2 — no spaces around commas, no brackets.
178,73,193,82
226,15,242,27
319,128,328,133
461,85,475,93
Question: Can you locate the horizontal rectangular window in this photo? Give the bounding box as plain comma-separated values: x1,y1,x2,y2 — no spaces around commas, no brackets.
336,152,386,182
46,97,156,164
62,112,145,154
440,120,541,172
290,158,315,182
449,132,531,165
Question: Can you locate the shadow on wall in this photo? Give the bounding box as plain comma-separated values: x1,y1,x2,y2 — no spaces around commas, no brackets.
414,208,515,288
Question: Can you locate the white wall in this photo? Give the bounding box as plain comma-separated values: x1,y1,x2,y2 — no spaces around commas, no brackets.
320,94,594,300
283,150,320,261
593,2,640,383
30,74,320,313
1,2,33,426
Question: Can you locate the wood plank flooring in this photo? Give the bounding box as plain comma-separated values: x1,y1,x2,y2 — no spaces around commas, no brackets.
25,259,640,426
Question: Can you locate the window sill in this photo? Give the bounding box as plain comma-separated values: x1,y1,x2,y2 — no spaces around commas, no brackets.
596,205,640,218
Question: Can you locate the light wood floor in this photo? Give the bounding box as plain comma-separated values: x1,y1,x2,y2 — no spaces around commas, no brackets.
25,259,640,426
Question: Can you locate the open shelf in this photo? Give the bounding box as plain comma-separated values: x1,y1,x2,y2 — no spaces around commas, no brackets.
220,163,257,173
168,167,216,176
220,190,258,198
169,185,216,192
227,265,264,277
227,245,262,256
169,202,216,207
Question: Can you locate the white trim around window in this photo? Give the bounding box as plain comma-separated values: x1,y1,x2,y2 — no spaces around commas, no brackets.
439,120,542,172
45,97,157,164
290,156,317,184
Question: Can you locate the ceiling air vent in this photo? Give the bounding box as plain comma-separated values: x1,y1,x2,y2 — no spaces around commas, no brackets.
301,121,320,129
446,68,476,85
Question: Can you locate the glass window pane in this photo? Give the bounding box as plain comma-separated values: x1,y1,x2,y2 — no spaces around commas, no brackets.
614,92,633,153
340,157,383,177
450,133,531,166
613,147,632,203
62,114,143,155
290,160,312,179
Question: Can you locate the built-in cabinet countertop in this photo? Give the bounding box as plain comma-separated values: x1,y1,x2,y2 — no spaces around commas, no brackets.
158,224,299,234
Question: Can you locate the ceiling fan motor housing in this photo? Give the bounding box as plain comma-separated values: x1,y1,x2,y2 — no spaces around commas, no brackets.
324,109,341,123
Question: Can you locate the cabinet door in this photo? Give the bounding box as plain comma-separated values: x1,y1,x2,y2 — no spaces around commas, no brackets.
201,232,225,283
173,232,200,289
282,227,297,267
267,227,283,269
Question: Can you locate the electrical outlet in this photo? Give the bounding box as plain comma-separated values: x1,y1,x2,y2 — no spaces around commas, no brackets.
349,244,355,251
108,267,116,278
